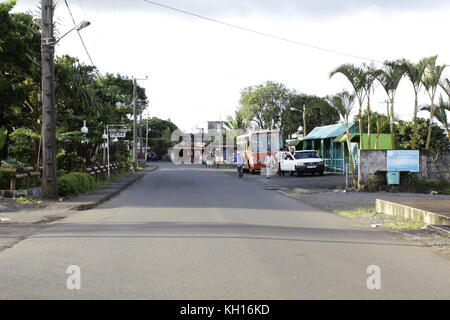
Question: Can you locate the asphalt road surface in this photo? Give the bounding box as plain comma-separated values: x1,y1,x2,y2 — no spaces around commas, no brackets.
0,162,449,299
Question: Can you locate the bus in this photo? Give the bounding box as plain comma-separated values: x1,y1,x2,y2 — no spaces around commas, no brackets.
236,130,283,173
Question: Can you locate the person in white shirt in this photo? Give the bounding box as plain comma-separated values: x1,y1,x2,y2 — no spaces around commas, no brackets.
263,152,276,179
235,151,244,178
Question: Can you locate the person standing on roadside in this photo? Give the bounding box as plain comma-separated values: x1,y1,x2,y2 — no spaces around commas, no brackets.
235,150,244,178
264,151,276,179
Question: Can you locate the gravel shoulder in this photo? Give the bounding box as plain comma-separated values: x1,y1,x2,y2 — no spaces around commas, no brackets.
277,188,450,255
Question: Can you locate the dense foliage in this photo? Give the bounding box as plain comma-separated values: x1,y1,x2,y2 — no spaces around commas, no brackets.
0,2,180,174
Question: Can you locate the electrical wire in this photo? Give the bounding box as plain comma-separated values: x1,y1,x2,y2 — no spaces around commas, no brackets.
64,0,100,76
142,0,383,64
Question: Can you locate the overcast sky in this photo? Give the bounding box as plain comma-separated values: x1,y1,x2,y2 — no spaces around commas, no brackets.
12,0,450,131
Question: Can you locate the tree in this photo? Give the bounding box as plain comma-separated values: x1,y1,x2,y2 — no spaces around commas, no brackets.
374,116,390,150
239,81,291,130
361,63,380,149
377,61,404,148
146,117,178,159
420,96,450,142
395,118,449,154
0,1,41,158
327,91,357,188
399,58,429,149
330,64,367,149
421,56,446,150
288,94,337,137
224,109,249,131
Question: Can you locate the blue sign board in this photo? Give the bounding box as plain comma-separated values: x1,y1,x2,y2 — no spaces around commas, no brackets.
386,150,420,172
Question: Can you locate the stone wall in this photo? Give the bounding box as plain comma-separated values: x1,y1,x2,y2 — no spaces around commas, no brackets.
359,150,450,187
0,187,42,199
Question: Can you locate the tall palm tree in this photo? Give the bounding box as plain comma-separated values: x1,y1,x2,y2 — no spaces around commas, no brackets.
361,63,379,149
440,78,450,140
440,77,450,98
377,61,404,149
330,64,367,149
421,56,446,150
420,96,450,141
399,58,429,150
327,91,357,189
373,114,390,150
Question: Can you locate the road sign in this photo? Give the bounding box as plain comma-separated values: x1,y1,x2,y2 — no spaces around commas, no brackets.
109,128,129,133
386,150,420,172
110,132,126,138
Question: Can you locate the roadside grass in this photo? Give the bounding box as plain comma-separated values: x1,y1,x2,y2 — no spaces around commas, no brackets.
333,207,425,230
384,216,424,230
334,207,375,219
93,171,128,189
15,196,43,205
281,188,313,197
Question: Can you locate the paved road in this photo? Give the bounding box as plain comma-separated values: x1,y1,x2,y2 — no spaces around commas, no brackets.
0,162,449,299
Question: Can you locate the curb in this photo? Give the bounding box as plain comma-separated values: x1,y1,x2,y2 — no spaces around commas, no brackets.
68,165,158,211
427,225,450,237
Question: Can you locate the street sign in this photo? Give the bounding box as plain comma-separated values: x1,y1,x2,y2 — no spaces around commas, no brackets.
109,128,129,133
386,150,420,172
110,132,126,138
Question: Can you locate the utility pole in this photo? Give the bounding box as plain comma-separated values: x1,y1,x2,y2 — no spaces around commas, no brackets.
145,112,150,161
139,104,143,157
303,103,306,137
132,78,138,164
41,0,57,198
132,76,148,166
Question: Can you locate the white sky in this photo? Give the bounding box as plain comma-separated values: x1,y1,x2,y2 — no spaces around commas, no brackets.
12,0,450,131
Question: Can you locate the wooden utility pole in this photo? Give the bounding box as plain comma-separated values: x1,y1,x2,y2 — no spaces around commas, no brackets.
303,103,306,137
41,0,57,198
132,78,138,164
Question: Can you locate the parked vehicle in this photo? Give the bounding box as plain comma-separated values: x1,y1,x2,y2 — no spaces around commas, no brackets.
293,150,324,176
147,152,158,161
277,151,298,175
236,130,283,174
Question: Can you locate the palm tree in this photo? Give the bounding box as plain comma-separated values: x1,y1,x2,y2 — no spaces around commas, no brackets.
440,78,450,140
441,78,450,96
420,95,450,141
399,58,429,150
361,63,379,149
327,91,357,189
330,64,367,149
421,56,446,150
374,116,390,150
377,61,404,149
224,110,249,131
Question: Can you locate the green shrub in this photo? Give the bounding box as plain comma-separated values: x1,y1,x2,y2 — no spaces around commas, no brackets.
57,152,85,172
57,172,95,197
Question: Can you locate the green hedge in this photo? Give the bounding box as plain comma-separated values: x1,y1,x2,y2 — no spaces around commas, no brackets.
57,172,95,197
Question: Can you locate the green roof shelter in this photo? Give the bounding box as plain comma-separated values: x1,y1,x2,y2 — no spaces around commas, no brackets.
303,123,359,173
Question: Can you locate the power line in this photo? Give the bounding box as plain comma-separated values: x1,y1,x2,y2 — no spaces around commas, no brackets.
64,0,99,75
142,0,383,64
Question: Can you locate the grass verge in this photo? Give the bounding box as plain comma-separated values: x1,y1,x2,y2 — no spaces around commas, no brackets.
333,207,425,230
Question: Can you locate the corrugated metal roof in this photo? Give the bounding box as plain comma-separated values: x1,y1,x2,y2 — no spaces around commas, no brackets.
304,123,355,140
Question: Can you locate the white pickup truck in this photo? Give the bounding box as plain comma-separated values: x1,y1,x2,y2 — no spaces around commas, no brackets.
277,150,325,176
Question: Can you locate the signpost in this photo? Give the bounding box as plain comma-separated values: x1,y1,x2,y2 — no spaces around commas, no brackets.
105,125,129,178
386,150,420,172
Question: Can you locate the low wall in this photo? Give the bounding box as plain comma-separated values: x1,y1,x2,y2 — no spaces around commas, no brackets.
0,187,42,199
359,150,450,187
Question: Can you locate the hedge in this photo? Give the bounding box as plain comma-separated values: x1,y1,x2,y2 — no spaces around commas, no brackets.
57,172,95,197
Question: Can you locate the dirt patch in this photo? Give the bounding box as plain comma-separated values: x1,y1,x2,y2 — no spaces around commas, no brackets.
0,198,49,212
